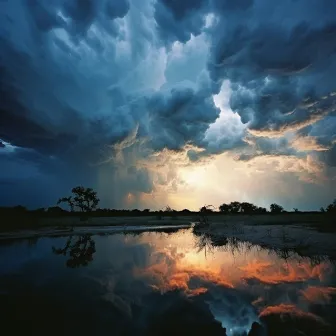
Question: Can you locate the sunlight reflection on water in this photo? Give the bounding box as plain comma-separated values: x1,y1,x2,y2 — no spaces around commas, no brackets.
0,228,335,336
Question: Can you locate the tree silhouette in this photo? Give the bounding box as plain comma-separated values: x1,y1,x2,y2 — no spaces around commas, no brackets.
164,206,173,212
270,203,284,213
57,196,74,212
256,206,267,214
219,203,231,213
219,202,267,214
326,199,336,213
240,202,258,214
197,205,215,228
229,201,241,213
52,235,96,268
57,186,99,212
200,205,215,213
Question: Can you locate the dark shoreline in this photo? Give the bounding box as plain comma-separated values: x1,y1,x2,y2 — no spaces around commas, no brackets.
0,212,334,234
0,224,192,241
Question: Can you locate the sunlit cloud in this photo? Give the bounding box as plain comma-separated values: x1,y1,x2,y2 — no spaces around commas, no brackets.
132,233,333,297
291,136,331,152
118,231,335,335
1,0,335,208
158,152,332,211
259,304,325,324
135,248,234,296
301,286,336,304
239,259,332,285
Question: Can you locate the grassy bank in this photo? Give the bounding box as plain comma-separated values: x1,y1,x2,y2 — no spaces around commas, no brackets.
0,212,334,233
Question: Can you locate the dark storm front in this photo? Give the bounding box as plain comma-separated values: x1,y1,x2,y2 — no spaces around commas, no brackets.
0,229,335,336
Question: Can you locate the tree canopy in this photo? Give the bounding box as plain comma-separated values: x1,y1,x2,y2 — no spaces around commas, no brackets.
57,186,100,212
219,202,267,214
270,203,284,214
326,199,336,213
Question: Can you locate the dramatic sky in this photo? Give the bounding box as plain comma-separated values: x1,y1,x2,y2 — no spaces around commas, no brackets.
0,0,335,210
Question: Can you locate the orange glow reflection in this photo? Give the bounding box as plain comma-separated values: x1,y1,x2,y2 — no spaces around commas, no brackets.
259,304,325,323
135,247,234,296
239,259,331,285
301,286,336,304
130,232,333,296
126,230,334,327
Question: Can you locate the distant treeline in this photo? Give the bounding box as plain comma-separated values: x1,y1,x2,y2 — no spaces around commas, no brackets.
0,206,194,217
1,185,335,219
1,199,335,217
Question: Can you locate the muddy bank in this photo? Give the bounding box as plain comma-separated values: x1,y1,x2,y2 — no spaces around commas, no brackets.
1,212,333,231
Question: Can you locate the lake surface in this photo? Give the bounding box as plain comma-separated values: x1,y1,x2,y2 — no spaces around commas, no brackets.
0,228,335,336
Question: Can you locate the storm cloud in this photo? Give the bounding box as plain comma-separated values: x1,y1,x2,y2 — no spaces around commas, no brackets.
0,0,335,209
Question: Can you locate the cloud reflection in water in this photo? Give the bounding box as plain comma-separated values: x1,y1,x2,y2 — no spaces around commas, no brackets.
0,229,335,335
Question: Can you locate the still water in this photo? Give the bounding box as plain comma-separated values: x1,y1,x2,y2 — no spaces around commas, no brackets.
0,228,335,336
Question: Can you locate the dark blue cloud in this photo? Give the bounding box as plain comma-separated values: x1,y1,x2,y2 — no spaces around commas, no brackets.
154,0,209,45
0,0,335,208
145,86,220,150
321,143,336,167
105,0,130,19
213,0,254,12
26,0,64,32
208,0,336,137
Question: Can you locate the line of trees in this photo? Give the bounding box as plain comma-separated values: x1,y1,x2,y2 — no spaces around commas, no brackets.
218,200,336,214
320,199,336,213
1,185,335,216
218,201,269,214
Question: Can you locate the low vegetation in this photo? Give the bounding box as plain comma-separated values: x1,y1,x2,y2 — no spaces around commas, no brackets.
0,186,335,232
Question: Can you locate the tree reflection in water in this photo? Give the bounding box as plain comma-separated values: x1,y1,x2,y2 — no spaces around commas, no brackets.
52,234,96,268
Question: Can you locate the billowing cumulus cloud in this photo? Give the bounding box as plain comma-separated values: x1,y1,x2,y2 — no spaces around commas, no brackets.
0,0,335,208
154,0,209,45
209,0,336,132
